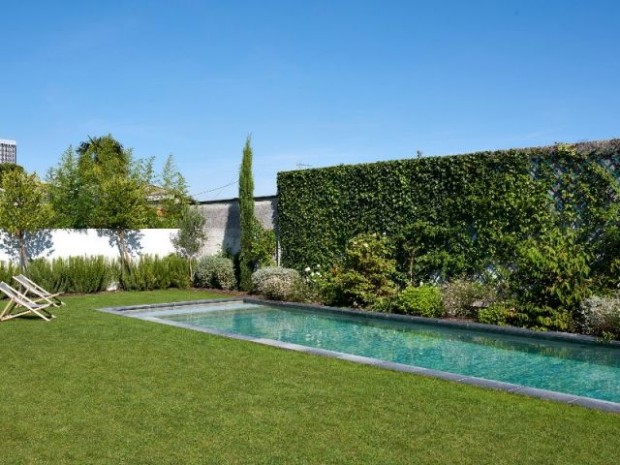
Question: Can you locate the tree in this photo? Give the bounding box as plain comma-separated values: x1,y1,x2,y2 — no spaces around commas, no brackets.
0,163,25,185
96,174,155,266
46,146,89,228
0,170,54,269
47,135,158,265
171,206,207,278
155,154,190,227
238,136,255,291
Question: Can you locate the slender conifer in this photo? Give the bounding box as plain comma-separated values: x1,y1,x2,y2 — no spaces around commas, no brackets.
238,136,255,291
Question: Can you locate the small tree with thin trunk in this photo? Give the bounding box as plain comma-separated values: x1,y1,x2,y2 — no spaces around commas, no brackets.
239,136,255,291
171,206,207,279
0,170,53,270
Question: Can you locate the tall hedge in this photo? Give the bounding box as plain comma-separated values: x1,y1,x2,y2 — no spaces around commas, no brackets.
277,140,620,283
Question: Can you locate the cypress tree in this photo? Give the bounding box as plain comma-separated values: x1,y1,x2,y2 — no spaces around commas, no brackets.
238,136,255,291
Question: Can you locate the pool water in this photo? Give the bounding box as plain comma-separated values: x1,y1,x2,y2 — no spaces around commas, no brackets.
151,303,620,404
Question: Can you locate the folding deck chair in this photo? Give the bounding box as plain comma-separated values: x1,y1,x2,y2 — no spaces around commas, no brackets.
0,281,55,322
13,274,64,307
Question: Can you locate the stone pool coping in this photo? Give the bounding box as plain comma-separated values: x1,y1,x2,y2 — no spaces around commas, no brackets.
98,297,620,414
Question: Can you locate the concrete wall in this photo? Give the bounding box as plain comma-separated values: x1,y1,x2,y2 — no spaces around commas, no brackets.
195,195,277,256
0,229,178,263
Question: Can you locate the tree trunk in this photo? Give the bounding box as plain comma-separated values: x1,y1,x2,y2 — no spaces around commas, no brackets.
117,229,132,268
18,230,28,271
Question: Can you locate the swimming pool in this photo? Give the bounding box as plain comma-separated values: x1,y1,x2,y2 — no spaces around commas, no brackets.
100,299,620,412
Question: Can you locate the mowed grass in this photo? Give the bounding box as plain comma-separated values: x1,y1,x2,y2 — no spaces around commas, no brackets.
0,290,618,465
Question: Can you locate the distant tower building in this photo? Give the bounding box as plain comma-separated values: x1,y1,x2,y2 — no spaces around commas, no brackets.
0,139,17,164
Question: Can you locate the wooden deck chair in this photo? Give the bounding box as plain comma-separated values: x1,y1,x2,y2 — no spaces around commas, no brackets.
13,274,64,307
0,282,54,322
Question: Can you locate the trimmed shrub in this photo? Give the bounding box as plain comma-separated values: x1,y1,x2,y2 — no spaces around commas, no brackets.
194,256,236,290
252,267,301,301
579,295,620,339
390,285,444,318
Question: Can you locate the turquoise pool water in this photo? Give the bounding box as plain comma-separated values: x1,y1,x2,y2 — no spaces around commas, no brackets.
154,303,620,403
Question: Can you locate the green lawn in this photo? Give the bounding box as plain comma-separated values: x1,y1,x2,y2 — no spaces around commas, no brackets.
0,290,618,464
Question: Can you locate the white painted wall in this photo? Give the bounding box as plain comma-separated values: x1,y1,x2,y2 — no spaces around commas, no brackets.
0,229,179,264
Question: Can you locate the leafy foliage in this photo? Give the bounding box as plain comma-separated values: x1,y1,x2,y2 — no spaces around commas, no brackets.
379,285,445,317
278,140,620,329
509,228,591,318
46,135,188,233
328,233,398,308
171,206,207,278
26,256,114,294
0,260,20,285
0,170,54,269
250,218,276,268
0,163,25,184
477,303,515,326
46,135,185,266
119,254,191,291
278,140,620,282
155,154,191,227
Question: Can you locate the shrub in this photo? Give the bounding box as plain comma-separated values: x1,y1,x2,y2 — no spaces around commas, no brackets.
511,229,591,311
579,295,620,339
477,303,515,326
25,258,68,293
252,267,301,301
25,256,114,294
65,256,114,293
0,261,21,287
511,304,573,332
441,279,498,318
194,256,236,290
162,254,192,289
120,255,190,291
329,233,398,308
297,264,332,303
389,285,445,318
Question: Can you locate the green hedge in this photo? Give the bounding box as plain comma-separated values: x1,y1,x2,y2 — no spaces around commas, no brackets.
277,140,620,285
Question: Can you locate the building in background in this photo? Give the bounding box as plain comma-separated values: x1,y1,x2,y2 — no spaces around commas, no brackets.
0,139,17,164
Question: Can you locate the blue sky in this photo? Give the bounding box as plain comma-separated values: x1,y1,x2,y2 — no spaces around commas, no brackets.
2,0,619,200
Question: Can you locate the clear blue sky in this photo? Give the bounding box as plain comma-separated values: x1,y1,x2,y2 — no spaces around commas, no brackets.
2,0,619,200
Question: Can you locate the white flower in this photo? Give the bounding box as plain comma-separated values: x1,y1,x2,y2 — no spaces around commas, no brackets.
305,267,311,272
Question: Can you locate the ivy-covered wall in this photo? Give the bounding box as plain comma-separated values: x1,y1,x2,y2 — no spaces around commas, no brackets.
277,140,620,282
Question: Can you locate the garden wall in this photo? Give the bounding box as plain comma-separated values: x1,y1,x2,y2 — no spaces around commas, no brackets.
195,195,277,256
0,229,178,264
277,140,620,281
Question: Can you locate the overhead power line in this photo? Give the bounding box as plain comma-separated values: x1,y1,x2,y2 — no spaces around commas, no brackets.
192,179,238,198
